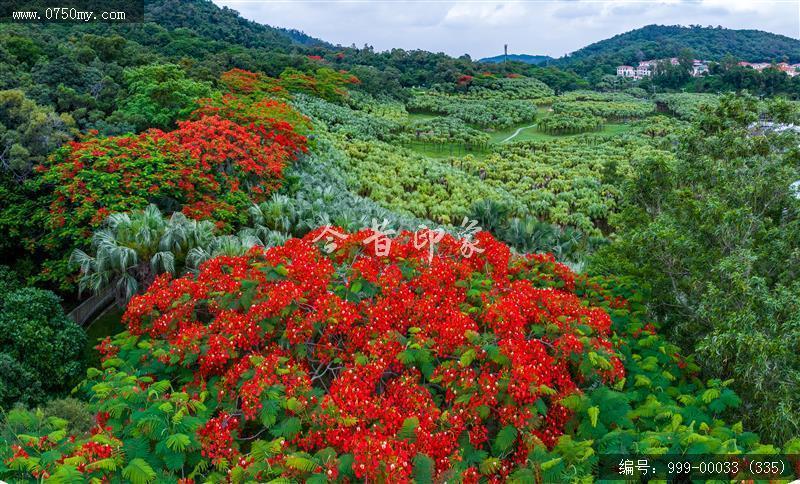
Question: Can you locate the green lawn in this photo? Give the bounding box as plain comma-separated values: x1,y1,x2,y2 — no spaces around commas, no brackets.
400,120,633,160
488,122,633,144
405,111,442,123
400,141,489,160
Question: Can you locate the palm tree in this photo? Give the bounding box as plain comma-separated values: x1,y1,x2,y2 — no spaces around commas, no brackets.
70,205,216,304
185,231,288,272
467,199,512,234
501,216,584,259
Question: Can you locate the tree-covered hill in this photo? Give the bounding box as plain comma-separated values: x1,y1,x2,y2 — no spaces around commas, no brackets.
146,0,330,49
555,24,800,75
478,53,553,65
0,0,496,106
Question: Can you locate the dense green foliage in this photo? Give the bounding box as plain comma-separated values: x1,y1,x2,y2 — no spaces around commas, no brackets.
653,92,718,119
462,134,664,234
404,117,491,148
336,138,510,224
407,93,537,129
292,94,403,142
113,63,214,131
592,94,800,442
478,54,553,65
537,111,604,134
456,76,554,100
0,89,76,179
551,99,652,120
0,268,85,408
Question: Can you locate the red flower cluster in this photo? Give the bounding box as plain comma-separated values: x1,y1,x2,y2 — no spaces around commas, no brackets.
278,67,360,101
457,75,475,85
219,68,286,96
117,230,623,482
197,412,240,464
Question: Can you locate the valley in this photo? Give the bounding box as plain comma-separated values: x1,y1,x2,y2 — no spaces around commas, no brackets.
1,2,799,482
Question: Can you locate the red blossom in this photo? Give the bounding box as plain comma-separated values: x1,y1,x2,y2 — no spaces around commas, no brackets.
116,231,624,481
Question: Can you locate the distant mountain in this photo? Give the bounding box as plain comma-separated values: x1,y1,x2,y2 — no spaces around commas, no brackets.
554,24,800,74
478,54,553,65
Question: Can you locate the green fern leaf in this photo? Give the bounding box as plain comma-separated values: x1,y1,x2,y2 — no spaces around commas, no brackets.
47,464,85,483
122,458,157,484
398,416,419,441
480,457,501,475
492,425,518,455
587,406,599,428
285,454,317,473
412,453,434,483
85,458,118,472
165,433,191,452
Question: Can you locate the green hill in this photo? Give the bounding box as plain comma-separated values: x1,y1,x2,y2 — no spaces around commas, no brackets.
478,54,553,65
554,24,800,74
146,0,330,49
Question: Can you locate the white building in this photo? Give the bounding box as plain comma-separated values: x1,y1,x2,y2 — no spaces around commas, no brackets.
616,58,710,79
692,60,709,76
776,63,800,77
636,61,653,78
616,65,635,78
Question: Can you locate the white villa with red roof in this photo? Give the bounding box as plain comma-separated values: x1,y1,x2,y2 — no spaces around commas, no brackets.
738,61,800,76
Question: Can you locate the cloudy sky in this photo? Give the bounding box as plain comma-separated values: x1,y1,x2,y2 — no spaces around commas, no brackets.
212,0,800,59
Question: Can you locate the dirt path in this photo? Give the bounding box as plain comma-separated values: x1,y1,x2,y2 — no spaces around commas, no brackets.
501,124,537,143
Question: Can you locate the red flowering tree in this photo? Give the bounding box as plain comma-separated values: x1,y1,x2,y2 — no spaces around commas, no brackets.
36,116,304,277
278,67,360,102
36,130,242,250
31,72,309,286
192,94,311,147
5,231,624,482
218,67,360,103
457,74,474,85
219,68,287,97
166,115,299,201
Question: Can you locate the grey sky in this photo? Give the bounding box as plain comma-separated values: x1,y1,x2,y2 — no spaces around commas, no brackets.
212,0,800,59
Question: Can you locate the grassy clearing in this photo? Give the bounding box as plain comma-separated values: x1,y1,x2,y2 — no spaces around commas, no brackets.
405,111,443,122
401,121,634,160
400,141,490,160
488,122,633,144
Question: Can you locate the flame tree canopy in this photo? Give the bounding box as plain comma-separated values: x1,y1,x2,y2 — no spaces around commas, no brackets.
5,231,628,482
6,229,780,483
29,70,312,287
